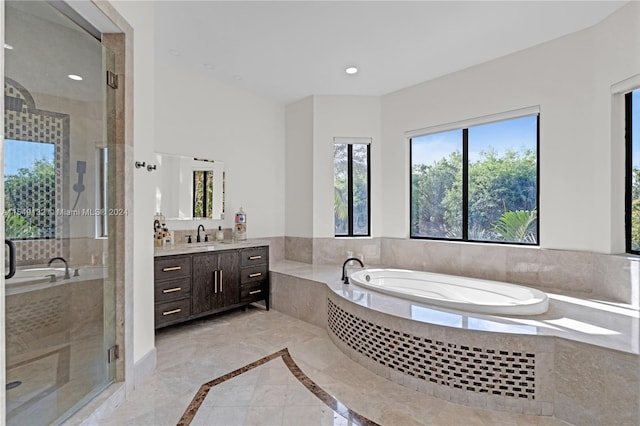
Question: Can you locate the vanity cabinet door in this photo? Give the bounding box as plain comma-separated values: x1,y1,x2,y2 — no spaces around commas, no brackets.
191,250,240,316
217,250,240,308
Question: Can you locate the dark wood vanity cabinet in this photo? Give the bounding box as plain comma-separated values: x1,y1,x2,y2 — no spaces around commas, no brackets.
239,246,270,309
154,245,269,329
192,250,240,317
153,255,192,328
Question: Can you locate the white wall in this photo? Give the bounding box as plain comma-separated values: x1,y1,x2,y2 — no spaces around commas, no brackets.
591,3,640,253
381,2,640,254
154,62,285,238
110,0,156,364
284,96,381,238
285,97,314,237
312,96,381,237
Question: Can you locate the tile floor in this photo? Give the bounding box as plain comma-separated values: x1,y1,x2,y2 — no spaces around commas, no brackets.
98,307,569,425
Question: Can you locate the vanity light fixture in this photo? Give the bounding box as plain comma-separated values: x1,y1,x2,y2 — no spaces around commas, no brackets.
3,43,13,50
345,66,358,75
68,74,83,81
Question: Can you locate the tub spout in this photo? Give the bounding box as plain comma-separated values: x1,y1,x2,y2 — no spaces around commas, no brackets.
47,256,70,279
341,257,364,284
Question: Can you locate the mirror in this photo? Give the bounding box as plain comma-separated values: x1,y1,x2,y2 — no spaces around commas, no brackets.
154,153,225,220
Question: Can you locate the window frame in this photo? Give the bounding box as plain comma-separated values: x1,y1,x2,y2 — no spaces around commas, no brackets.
625,90,637,254
334,140,371,238
409,113,540,246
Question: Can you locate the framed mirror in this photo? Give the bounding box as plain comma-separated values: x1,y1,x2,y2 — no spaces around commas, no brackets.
154,153,225,220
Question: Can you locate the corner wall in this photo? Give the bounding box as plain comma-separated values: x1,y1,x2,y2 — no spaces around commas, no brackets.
108,0,156,373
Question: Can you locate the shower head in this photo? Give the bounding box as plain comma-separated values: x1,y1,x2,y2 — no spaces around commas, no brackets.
73,160,87,193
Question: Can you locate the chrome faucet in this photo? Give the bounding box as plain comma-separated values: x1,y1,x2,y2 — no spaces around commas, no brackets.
341,257,364,284
196,224,205,243
48,256,70,279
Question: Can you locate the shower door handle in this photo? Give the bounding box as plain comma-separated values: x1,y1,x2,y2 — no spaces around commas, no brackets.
5,239,16,279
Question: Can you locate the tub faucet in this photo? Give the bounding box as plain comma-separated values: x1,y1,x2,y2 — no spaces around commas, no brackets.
196,224,205,243
48,256,70,279
341,257,364,284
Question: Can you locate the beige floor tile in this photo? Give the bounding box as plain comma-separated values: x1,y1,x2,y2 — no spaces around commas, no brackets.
100,307,569,426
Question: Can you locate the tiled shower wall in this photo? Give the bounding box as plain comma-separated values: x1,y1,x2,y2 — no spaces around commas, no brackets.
5,78,70,265
284,236,640,306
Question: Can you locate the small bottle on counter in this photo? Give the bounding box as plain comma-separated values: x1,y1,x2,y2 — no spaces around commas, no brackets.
216,226,224,242
235,207,247,241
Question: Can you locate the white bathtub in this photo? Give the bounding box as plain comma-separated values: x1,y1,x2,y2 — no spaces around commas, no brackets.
348,268,549,315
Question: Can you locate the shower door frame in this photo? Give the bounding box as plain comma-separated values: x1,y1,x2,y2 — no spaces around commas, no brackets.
0,0,134,422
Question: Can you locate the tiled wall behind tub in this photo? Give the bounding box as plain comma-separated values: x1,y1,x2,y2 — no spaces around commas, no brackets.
283,237,640,306
380,238,639,306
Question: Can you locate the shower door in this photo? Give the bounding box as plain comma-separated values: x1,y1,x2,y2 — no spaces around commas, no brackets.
4,1,117,424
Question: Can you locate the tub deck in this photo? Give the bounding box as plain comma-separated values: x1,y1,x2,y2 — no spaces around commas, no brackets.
269,260,640,424
270,260,639,355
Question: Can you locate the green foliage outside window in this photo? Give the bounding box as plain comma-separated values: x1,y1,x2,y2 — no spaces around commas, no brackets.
412,148,537,243
630,168,640,252
4,159,56,239
193,170,214,218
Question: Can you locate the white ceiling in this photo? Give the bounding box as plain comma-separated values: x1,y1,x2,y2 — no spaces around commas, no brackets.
155,1,626,105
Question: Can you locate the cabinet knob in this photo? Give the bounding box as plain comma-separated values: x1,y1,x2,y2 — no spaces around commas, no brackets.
162,266,182,272
249,289,262,295
249,255,262,260
249,272,262,278
162,308,181,316
162,287,182,294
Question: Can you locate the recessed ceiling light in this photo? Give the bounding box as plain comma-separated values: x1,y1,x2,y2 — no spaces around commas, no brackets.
345,66,358,75
204,63,215,70
168,49,180,56
4,43,13,50
233,75,243,81
68,74,83,81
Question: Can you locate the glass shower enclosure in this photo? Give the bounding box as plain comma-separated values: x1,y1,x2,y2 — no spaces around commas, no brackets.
4,1,117,423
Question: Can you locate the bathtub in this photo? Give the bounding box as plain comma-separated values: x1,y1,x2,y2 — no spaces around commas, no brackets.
348,268,548,315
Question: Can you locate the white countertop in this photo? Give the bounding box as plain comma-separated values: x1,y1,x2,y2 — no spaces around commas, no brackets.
154,239,271,257
271,260,640,355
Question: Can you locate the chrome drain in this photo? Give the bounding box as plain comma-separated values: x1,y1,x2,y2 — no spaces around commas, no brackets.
6,381,22,390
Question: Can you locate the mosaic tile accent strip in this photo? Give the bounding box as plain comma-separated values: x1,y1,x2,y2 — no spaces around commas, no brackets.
4,78,70,264
178,348,379,426
328,299,536,400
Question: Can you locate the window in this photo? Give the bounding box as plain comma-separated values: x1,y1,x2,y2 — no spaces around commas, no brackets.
4,139,56,239
334,138,371,237
410,114,539,244
193,170,214,218
626,89,640,253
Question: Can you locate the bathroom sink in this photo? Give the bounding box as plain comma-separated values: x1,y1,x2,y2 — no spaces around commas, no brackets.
162,242,227,251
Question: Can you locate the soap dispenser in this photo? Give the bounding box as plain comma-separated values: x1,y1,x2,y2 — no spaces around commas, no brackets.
216,226,224,242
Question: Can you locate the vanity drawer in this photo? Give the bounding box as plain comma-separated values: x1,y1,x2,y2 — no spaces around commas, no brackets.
240,281,267,303
154,255,191,280
240,247,268,267
154,277,191,303
155,298,190,328
240,264,268,284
